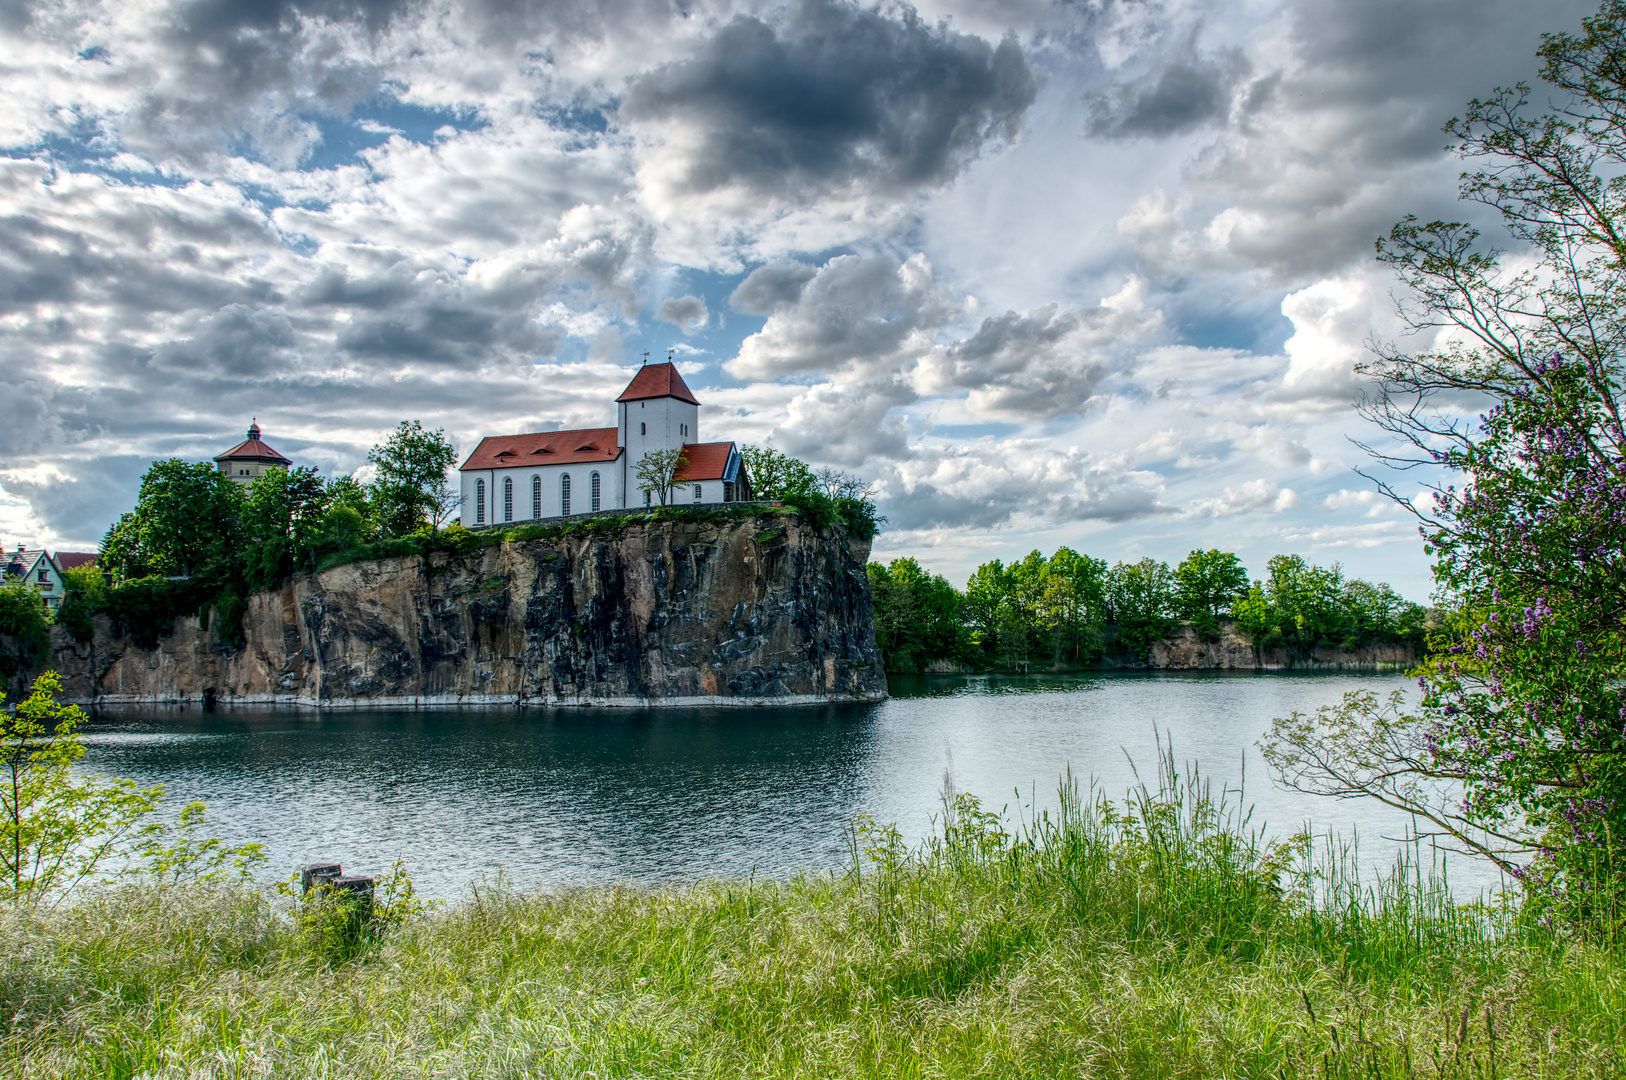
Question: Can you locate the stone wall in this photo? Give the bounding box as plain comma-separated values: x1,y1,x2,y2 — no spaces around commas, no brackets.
29,513,887,708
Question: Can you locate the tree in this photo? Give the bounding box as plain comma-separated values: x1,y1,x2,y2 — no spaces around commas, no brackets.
867,557,969,672
739,445,884,539
367,421,458,535
1034,548,1108,667
1268,0,1626,922
2,672,160,905
100,459,243,580
1173,550,1249,622
634,447,689,507
0,584,50,679
740,445,818,501
242,466,330,586
1105,558,1176,659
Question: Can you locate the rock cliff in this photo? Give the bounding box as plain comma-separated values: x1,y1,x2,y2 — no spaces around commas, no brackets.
1141,620,1418,671
35,513,888,708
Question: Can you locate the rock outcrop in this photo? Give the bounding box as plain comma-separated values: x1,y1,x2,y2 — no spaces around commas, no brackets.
37,513,887,708
1141,620,1418,672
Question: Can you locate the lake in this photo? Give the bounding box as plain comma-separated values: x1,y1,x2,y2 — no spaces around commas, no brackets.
75,671,1502,899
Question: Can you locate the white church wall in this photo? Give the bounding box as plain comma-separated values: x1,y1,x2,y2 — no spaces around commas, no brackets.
461,460,622,526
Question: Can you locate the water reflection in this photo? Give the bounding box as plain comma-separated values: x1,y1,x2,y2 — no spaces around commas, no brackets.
76,672,1498,899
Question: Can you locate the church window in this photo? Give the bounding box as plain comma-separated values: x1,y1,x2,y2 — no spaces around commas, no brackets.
503,477,513,521
532,475,541,518
590,472,601,512
640,422,646,435
561,473,572,516
723,481,734,503
693,484,703,502
644,489,651,507
475,479,486,524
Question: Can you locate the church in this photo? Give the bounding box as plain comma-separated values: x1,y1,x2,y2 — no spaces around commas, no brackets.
458,361,751,527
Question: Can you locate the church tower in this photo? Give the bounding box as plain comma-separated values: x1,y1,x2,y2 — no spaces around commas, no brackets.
615,362,700,508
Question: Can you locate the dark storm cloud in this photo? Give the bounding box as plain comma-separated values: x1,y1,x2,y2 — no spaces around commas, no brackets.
729,262,817,314
1086,41,1250,140
622,0,1038,197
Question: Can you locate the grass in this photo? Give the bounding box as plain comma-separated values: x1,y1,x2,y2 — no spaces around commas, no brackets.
4,765,1624,1078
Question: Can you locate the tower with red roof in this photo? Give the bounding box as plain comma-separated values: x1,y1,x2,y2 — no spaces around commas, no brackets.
213,420,293,485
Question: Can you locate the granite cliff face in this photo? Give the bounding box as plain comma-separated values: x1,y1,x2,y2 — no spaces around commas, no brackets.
38,513,887,707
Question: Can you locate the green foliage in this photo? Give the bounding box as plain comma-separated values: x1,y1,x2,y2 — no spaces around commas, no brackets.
0,584,50,678
1249,555,1428,654
136,802,265,885
1,672,161,906
739,445,818,501
241,466,331,589
100,575,217,650
962,548,1108,669
740,445,883,539
1105,557,1178,659
55,566,106,644
867,558,971,672
1173,549,1249,623
100,459,243,581
367,420,459,535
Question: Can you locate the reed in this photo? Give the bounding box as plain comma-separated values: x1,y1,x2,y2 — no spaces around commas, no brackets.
4,760,1622,1078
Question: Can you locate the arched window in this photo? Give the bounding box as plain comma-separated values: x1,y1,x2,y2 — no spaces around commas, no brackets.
560,473,572,516
475,479,486,524
531,475,541,519
590,472,601,512
640,422,646,435
503,477,513,521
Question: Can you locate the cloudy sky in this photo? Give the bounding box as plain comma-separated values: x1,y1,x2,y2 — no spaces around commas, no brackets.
0,0,1595,595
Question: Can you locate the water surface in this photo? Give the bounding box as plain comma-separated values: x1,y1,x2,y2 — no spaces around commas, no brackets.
78,672,1493,899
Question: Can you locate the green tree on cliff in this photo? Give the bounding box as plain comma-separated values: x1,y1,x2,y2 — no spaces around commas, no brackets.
242,466,331,587
100,460,243,581
368,421,459,535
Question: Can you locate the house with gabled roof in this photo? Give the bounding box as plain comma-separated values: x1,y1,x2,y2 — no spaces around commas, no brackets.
457,361,751,526
2,545,65,610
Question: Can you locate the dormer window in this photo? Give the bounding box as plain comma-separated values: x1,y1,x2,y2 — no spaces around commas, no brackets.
531,447,553,454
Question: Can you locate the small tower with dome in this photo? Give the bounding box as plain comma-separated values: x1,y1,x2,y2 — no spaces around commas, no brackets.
213,420,292,484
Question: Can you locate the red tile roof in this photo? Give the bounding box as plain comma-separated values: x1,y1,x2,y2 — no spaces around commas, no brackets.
673,442,736,482
460,427,621,471
55,552,98,571
616,362,700,405
213,438,292,465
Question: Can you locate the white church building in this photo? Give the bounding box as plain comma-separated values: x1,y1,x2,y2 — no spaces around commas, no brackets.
458,361,751,527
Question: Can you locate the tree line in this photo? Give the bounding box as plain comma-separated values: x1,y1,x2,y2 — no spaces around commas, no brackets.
868,548,1428,673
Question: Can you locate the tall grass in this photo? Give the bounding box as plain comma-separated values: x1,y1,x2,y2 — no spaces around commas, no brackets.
4,760,1623,1078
